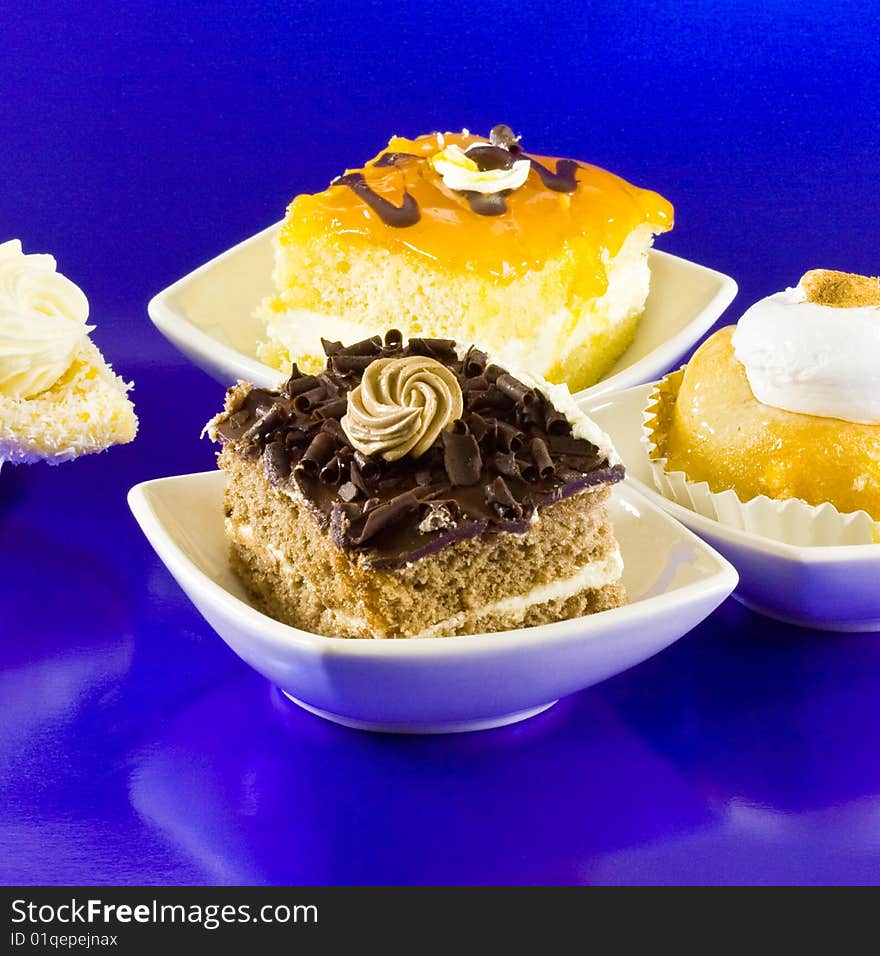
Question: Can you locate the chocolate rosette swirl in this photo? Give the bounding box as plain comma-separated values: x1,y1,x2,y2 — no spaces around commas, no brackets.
341,356,464,461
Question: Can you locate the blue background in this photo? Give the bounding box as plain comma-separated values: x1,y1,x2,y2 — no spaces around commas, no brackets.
2,1,880,885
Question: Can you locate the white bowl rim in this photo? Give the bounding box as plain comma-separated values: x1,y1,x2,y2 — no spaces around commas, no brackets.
146,220,739,402
128,470,739,657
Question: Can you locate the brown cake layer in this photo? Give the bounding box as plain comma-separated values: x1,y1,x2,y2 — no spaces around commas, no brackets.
221,446,624,638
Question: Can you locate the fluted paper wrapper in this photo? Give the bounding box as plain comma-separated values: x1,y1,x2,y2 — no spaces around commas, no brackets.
642,370,880,547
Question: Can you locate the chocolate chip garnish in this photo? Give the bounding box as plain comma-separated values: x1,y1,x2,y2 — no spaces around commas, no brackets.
442,431,482,487
466,145,514,171
489,124,520,151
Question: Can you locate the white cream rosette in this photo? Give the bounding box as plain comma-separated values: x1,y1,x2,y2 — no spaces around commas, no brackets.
0,239,93,398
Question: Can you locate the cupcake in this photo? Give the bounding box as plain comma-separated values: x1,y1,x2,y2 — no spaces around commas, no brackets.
643,269,880,545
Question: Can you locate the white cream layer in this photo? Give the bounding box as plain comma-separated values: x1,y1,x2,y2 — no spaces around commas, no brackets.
231,518,622,638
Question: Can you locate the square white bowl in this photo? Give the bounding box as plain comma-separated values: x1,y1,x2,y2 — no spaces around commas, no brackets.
128,471,738,734
583,383,880,632
147,222,737,401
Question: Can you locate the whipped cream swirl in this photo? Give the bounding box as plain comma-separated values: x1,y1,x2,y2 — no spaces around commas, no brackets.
731,283,880,425
0,239,93,398
341,356,464,461
431,143,530,195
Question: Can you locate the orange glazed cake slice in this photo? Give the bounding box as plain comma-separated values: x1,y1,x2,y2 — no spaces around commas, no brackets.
257,125,673,393
209,332,626,639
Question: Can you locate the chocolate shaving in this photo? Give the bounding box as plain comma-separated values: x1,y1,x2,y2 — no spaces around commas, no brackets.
518,458,539,482
463,346,488,377
384,329,404,350
329,354,376,376
442,431,482,487
264,441,291,484
353,451,380,482
336,335,383,356
316,397,348,420
242,404,286,442
346,491,419,545
495,373,536,406
467,388,512,413
297,431,337,476
321,338,343,357
320,418,348,445
544,408,569,435
319,454,345,485
285,374,321,398
317,372,343,396
495,421,524,453
293,385,328,413
530,437,555,479
547,435,599,457
485,477,523,520
462,375,489,393
406,337,458,362
348,458,372,496
493,451,521,480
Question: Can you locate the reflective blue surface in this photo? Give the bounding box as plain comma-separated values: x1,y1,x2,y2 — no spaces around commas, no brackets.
2,1,879,885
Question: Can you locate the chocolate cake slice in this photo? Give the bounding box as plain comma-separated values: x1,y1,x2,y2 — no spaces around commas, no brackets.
208,332,626,638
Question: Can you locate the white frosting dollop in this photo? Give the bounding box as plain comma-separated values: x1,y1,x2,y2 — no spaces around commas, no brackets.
430,143,530,195
0,239,93,398
731,284,880,425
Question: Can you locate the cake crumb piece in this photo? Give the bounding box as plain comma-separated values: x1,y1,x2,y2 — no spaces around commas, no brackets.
801,269,880,308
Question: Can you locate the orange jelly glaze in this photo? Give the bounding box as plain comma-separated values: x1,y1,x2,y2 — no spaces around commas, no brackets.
280,132,673,282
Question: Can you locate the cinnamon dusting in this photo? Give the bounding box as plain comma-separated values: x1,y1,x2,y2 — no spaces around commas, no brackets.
801,269,880,308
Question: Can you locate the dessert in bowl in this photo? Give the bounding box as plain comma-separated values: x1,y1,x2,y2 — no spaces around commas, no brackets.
643,269,880,546
207,332,627,638
0,239,137,467
256,125,673,393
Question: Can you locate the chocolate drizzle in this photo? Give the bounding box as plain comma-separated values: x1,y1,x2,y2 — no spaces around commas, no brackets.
525,156,580,193
333,172,420,228
334,126,584,227
463,191,511,216
214,333,623,569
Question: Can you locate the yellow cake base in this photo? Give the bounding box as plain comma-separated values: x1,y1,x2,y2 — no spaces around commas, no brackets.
257,224,657,393
0,339,138,465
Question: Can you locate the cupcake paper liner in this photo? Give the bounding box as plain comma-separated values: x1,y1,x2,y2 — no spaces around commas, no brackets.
642,369,880,547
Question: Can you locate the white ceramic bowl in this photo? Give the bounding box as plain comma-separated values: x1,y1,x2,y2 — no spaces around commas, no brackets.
147,222,737,402
128,471,738,734
583,383,880,632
